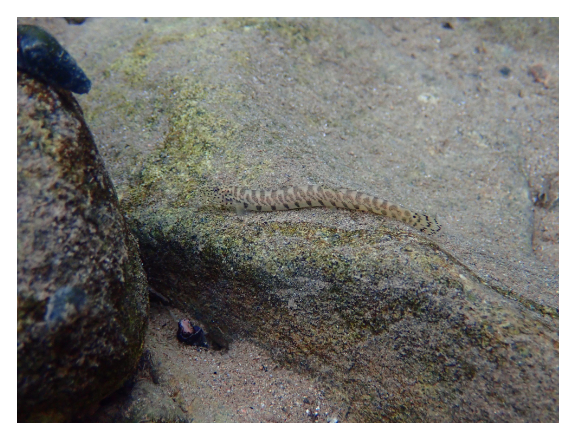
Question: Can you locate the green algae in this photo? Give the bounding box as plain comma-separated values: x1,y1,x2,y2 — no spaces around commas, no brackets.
466,18,558,50
258,18,326,48
107,33,157,85
120,79,240,214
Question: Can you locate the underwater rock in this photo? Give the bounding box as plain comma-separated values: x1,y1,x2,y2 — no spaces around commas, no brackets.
55,18,558,422
17,24,91,94
17,72,148,422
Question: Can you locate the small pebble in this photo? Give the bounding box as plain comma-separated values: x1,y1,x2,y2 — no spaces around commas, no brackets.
499,67,511,77
529,64,550,88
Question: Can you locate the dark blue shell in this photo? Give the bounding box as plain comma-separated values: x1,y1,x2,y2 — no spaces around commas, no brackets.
17,24,91,94
177,319,209,348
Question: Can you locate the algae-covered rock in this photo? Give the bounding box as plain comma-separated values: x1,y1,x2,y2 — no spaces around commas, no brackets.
17,72,149,422
54,18,557,421
133,211,558,422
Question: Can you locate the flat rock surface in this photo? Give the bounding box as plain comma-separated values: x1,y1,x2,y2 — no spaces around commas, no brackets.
19,17,558,422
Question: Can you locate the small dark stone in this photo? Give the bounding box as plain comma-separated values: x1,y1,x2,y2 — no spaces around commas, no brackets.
442,22,454,30
177,319,209,348
499,66,511,77
64,18,87,25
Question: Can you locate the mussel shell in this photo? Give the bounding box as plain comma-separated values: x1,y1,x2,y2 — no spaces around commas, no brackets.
17,24,91,94
177,320,209,348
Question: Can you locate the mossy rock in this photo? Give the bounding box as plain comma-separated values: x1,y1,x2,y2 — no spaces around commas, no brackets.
17,73,149,422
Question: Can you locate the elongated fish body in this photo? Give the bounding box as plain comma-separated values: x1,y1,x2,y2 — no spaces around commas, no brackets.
204,185,441,235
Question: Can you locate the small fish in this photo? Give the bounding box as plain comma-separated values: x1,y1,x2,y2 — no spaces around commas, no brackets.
203,185,441,234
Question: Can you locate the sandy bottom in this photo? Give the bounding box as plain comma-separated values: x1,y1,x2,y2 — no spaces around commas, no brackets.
144,303,343,423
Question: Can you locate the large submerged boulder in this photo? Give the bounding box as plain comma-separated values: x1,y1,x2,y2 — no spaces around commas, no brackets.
17,72,149,422
46,18,557,422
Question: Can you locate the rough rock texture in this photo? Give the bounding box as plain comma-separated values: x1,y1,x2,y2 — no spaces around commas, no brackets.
78,349,190,423
22,18,558,422
17,72,149,422
133,212,558,422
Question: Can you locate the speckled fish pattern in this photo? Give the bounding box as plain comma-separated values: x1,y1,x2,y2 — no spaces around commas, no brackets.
204,185,441,235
